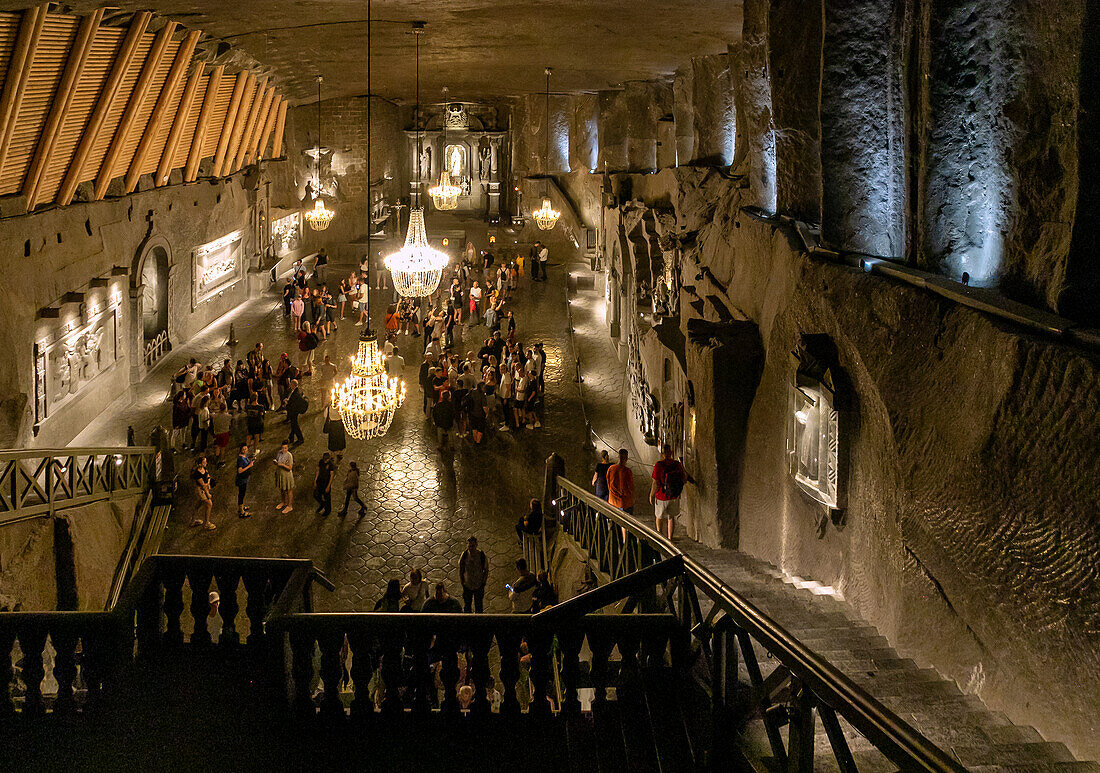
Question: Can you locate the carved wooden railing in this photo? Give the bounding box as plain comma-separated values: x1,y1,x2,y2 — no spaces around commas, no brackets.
265,609,684,720
0,554,329,718
552,475,970,773
0,446,156,528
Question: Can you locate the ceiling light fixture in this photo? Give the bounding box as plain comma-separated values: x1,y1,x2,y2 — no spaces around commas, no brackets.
333,0,405,440
304,74,335,231
533,66,560,231
428,86,460,210
385,22,449,297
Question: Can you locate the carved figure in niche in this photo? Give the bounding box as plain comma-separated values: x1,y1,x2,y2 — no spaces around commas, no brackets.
461,177,471,197
57,349,73,395
448,145,463,179
420,146,432,179
479,146,492,181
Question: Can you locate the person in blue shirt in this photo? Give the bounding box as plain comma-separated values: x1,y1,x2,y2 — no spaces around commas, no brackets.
235,444,254,519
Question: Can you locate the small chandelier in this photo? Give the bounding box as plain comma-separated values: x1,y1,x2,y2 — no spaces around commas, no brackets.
429,168,460,211
429,86,460,210
385,24,448,297
349,332,386,379
533,197,560,231
304,197,335,231
305,74,335,231
385,208,449,297
533,66,560,231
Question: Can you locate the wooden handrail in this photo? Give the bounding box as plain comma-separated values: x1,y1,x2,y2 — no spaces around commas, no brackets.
554,475,969,773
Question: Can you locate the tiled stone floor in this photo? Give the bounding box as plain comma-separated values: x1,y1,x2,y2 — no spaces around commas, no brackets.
84,252,616,612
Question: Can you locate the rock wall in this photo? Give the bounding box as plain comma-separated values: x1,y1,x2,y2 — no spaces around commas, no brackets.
600,165,1100,759
0,172,263,446
277,96,403,249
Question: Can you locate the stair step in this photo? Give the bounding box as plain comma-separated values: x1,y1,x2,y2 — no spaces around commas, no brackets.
952,743,1077,767
968,764,1100,773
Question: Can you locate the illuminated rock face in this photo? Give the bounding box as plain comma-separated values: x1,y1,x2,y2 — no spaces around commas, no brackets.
820,0,906,258
602,166,1100,759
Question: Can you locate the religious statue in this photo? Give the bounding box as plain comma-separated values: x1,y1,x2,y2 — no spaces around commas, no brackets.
448,145,464,179
479,146,492,181
420,146,432,178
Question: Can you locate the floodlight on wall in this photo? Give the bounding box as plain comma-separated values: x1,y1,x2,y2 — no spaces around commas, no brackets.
533,67,560,231
304,75,336,231
385,23,448,296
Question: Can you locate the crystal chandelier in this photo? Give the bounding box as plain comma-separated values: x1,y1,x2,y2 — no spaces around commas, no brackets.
385,23,449,297
534,67,560,231
304,197,334,231
333,2,406,442
305,74,335,231
429,87,460,210
429,168,460,211
333,333,406,440
385,208,449,297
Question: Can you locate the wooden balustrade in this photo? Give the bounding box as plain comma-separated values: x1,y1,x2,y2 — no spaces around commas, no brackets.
0,554,320,721
552,475,969,773
0,446,155,528
266,612,683,719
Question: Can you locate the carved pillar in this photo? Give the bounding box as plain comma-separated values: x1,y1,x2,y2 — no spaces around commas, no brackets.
128,284,144,385
691,53,735,166
821,0,907,257
769,0,824,223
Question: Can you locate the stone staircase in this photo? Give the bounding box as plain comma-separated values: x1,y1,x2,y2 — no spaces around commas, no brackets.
678,539,1097,773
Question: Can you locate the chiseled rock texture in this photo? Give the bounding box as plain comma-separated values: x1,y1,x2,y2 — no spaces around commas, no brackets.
732,0,776,211
617,166,1100,759
691,54,735,166
768,0,822,222
820,0,906,257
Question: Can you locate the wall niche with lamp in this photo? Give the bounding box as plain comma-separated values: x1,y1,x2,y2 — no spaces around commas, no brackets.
785,334,848,535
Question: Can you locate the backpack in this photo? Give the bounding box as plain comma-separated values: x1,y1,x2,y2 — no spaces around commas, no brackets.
305,332,319,350
288,391,308,416
661,461,685,499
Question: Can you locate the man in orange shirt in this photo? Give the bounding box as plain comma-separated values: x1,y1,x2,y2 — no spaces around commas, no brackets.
606,448,635,514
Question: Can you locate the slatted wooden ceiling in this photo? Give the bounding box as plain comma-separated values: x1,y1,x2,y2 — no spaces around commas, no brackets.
0,4,287,212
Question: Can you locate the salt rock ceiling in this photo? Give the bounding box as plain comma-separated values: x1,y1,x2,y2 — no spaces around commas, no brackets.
38,1,743,103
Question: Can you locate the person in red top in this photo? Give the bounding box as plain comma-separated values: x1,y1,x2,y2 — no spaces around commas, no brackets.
650,443,691,540
606,448,635,514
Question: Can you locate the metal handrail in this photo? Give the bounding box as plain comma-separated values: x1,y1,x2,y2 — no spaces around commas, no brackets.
555,476,968,773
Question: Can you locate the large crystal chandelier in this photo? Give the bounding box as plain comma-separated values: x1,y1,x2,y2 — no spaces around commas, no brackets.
428,87,460,210
305,75,336,231
333,333,406,440
332,0,405,441
533,67,560,231
385,23,449,297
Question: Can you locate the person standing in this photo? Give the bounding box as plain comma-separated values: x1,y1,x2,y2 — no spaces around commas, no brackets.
401,568,429,612
324,406,347,461
291,292,304,331
592,449,612,501
245,394,265,448
191,456,215,530
536,241,549,282
422,582,462,614
314,248,328,283
606,448,635,514
211,404,232,469
338,461,366,517
528,242,541,281
432,390,455,451
274,442,294,513
650,443,690,540
235,445,254,519
468,281,483,325
314,453,334,516
282,277,295,317
459,536,489,613
507,559,538,613
285,379,307,446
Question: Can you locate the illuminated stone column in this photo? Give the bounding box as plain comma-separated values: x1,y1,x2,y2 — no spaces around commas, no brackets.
926,0,1013,286
570,93,598,173
820,0,906,257
691,53,735,167
732,0,777,212
769,0,823,223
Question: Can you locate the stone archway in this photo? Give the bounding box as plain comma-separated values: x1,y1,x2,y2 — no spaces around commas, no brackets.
130,235,173,379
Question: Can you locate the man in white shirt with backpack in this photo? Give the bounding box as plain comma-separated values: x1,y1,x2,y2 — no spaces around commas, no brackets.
650,443,691,540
